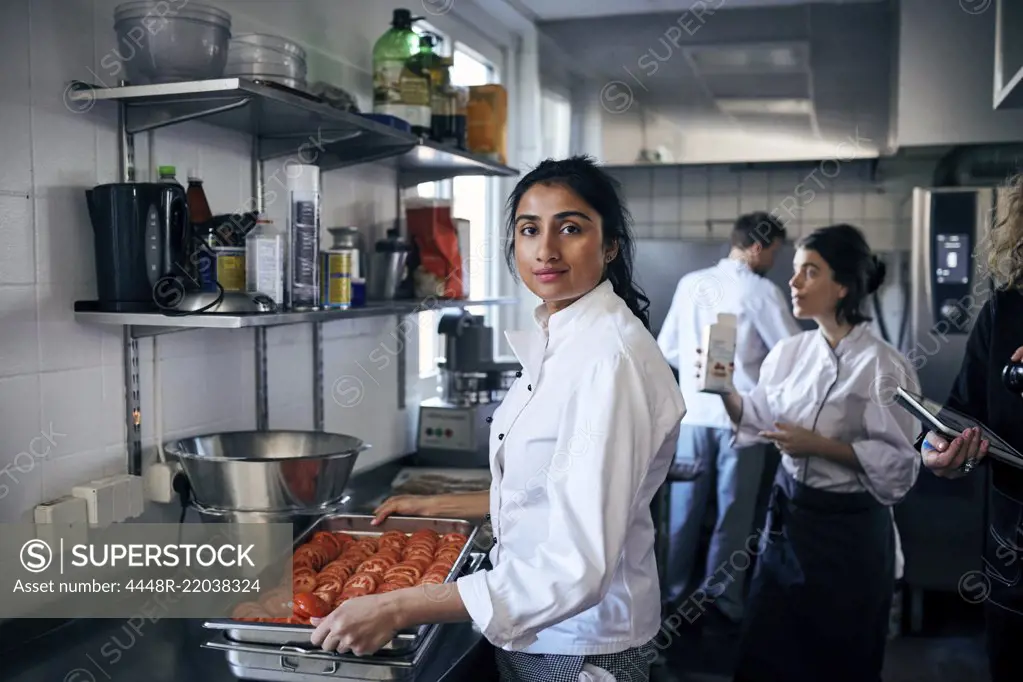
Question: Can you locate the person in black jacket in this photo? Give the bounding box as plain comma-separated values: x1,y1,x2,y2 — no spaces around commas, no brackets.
919,173,1023,682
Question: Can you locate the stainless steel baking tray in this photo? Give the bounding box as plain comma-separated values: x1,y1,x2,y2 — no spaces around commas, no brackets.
203,514,480,654
202,616,442,681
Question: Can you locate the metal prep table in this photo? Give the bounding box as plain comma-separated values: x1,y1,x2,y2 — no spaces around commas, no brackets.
1,457,493,682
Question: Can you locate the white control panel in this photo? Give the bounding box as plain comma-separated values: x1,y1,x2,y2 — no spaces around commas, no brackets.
419,407,476,451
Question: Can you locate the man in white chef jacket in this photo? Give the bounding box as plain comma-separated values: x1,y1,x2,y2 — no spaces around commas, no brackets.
657,212,800,632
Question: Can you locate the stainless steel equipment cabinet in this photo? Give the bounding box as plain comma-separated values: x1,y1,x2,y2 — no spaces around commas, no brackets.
898,186,1013,632
64,78,520,476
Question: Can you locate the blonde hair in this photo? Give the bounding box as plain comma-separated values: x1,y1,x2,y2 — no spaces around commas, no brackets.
986,172,1023,291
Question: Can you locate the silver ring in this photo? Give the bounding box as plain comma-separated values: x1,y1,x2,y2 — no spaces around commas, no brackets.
959,457,977,474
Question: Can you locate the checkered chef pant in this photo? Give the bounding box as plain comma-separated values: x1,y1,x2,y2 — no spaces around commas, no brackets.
494,640,658,682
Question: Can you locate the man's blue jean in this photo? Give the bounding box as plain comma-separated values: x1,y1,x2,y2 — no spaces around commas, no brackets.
665,424,766,622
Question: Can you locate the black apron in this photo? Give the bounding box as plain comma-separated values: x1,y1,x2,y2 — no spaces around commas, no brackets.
733,466,894,682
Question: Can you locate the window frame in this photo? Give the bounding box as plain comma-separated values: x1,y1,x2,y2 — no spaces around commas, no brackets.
415,41,502,389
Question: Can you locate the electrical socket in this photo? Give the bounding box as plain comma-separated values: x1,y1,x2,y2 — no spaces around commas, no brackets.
145,461,183,504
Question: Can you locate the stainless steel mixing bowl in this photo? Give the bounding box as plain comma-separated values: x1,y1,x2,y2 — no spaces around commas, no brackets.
164,430,367,512
113,1,232,84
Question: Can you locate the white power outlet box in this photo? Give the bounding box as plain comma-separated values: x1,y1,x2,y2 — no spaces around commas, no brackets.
145,461,183,504
72,476,120,527
34,496,90,553
106,474,145,522
34,495,88,525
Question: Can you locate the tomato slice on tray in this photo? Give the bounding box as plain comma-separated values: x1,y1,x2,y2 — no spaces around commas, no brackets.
293,592,332,619
343,572,380,593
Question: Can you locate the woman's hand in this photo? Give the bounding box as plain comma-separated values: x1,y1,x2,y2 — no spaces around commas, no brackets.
758,422,822,457
921,428,988,478
371,495,442,525
309,594,401,655
1012,346,1023,363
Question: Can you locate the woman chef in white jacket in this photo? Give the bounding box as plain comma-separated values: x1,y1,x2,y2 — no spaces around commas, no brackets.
310,155,687,682
699,224,921,682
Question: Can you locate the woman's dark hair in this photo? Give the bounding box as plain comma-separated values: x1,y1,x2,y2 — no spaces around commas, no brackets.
503,155,651,329
797,223,886,325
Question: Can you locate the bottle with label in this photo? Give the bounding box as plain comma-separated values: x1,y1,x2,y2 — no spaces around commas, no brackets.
245,215,285,306
372,8,430,135
699,313,737,395
185,170,212,226
286,165,321,311
407,34,451,143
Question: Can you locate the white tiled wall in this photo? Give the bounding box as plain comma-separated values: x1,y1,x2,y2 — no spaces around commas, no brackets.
0,0,507,524
610,161,920,252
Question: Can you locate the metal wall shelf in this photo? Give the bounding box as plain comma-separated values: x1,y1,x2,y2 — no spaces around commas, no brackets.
74,297,518,337
65,79,518,183
71,76,521,478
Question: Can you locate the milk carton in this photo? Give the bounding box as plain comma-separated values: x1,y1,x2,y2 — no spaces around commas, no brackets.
699,313,737,394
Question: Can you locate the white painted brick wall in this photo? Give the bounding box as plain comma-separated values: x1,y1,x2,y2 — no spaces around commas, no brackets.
0,0,513,523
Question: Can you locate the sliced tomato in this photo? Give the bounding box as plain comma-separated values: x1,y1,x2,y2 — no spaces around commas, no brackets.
315,574,345,592
418,572,447,585
292,592,331,619
341,545,374,563
375,582,405,594
319,561,353,581
339,586,372,600
343,572,380,593
332,532,356,546
310,531,343,556
356,557,395,576
313,587,338,605
434,548,462,563
354,537,379,552
374,546,403,563
438,532,468,546
405,537,437,550
292,574,319,594
384,564,422,582
381,571,416,588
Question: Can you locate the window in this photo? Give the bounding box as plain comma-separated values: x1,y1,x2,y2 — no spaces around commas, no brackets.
417,44,499,380
541,90,572,159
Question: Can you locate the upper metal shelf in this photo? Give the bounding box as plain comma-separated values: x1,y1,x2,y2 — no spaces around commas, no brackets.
65,78,519,185
74,297,519,338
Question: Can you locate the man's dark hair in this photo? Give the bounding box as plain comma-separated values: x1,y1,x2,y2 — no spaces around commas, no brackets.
730,212,787,249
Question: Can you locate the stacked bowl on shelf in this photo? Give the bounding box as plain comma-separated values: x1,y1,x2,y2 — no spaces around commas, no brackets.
225,33,308,90
113,1,232,84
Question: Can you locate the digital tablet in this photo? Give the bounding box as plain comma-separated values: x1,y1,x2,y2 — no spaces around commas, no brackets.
894,385,1023,469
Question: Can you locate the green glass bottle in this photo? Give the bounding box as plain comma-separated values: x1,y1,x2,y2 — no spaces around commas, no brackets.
373,9,430,136
408,34,453,143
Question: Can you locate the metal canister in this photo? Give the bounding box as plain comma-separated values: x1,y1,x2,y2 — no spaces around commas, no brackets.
320,249,353,309
211,246,243,292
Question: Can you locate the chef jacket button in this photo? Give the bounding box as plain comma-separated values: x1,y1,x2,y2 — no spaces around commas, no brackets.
498,433,504,440
515,371,522,378
485,416,493,423
527,384,532,391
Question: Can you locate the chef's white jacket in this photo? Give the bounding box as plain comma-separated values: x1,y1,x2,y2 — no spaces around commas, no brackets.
456,280,687,655
735,322,921,505
657,258,801,430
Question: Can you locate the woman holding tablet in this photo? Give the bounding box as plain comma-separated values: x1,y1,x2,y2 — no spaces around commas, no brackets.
309,156,687,682
700,223,921,682
920,174,1023,682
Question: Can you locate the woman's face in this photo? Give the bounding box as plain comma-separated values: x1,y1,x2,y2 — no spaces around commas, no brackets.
789,247,847,320
513,182,616,313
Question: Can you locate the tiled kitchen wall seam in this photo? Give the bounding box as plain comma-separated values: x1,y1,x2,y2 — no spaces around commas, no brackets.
609,161,933,252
